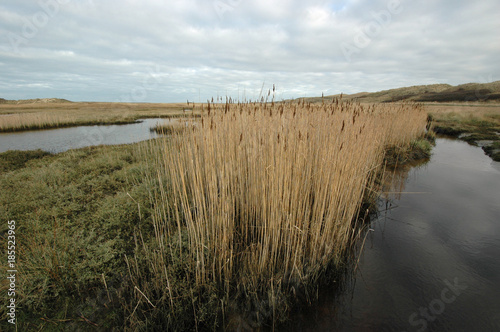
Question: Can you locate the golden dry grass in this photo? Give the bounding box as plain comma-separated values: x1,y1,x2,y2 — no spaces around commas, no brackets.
425,103,500,119
128,98,428,325
0,102,196,132
0,112,77,131
150,117,197,135
425,104,500,137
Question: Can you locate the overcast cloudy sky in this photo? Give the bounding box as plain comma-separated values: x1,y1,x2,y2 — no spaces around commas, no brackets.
0,0,499,102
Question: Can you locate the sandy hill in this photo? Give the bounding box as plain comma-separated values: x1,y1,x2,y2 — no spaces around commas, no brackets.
302,81,500,103
0,98,72,104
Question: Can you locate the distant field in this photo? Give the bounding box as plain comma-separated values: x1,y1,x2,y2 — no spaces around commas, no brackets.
3,80,500,132
424,103,500,114
0,102,196,132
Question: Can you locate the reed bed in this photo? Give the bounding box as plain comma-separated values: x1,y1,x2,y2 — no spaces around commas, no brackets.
0,112,82,131
128,98,428,328
0,102,194,132
150,117,198,135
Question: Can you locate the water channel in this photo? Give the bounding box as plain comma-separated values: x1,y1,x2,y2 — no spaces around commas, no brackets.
281,138,500,332
0,118,173,153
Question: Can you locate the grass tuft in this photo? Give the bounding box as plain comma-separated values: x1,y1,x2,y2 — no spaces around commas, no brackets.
0,149,53,172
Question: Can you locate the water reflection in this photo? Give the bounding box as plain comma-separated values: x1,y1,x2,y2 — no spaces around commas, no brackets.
279,139,500,331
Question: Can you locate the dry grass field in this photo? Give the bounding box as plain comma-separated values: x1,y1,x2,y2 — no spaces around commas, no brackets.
0,102,196,132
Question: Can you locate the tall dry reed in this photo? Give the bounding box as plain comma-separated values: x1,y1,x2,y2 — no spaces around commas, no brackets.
0,102,192,132
129,98,428,327
0,112,77,131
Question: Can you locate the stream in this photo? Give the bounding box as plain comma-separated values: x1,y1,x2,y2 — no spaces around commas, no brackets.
281,138,500,331
0,118,173,153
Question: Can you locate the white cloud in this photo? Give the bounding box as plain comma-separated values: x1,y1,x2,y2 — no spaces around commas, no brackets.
0,0,499,102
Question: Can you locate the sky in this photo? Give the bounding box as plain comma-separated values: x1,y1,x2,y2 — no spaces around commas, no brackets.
0,0,499,103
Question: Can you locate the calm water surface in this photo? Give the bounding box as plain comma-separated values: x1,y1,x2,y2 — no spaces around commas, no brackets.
282,138,500,332
0,118,173,153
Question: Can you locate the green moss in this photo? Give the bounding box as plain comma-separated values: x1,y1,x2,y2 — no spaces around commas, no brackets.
491,151,500,162
483,141,500,161
0,149,52,172
461,133,499,144
0,142,224,331
0,144,150,330
384,137,433,166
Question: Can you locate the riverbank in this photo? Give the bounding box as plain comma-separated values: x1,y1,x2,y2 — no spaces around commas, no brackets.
427,104,500,161
0,102,197,133
0,144,143,330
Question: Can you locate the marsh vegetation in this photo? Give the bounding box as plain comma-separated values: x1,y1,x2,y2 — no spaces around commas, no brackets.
0,98,431,330
0,102,194,132
428,104,500,161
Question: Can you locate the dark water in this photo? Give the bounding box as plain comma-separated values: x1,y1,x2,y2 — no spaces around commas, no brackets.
0,118,174,153
283,138,500,332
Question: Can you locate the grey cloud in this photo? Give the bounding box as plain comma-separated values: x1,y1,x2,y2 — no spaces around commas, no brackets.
0,0,499,102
